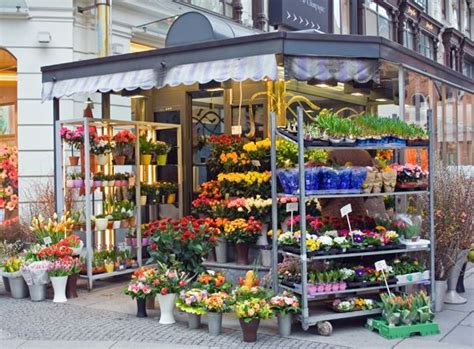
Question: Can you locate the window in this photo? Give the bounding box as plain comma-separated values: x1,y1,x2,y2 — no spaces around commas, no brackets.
466,1,472,38
364,0,393,40
442,0,448,19
403,21,415,50
419,32,434,59
180,0,233,17
333,0,351,34
464,59,474,79
413,0,427,11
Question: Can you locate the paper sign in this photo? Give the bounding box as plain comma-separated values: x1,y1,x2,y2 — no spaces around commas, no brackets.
43,236,52,245
22,272,34,286
0,209,4,224
286,202,298,212
231,125,242,135
375,260,388,272
340,204,352,217
251,160,261,167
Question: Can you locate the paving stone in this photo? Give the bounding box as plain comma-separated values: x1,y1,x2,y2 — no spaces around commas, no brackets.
441,325,474,347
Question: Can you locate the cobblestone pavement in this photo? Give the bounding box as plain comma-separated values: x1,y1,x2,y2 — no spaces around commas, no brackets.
0,297,347,349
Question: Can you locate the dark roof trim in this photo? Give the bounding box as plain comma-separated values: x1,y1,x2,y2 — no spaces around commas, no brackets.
41,32,474,92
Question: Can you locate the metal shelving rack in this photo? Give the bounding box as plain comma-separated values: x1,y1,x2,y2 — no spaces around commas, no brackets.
270,107,435,332
55,118,183,289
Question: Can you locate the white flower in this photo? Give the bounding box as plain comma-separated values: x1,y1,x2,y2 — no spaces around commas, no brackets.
340,268,355,280
318,235,333,247
324,230,338,238
333,236,347,245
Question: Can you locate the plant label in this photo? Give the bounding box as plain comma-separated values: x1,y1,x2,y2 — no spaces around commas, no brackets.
340,204,352,217
231,125,242,135
251,160,261,167
43,236,52,245
375,259,388,272
286,202,298,212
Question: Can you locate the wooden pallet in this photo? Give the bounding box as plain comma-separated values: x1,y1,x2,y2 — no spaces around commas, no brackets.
366,318,440,339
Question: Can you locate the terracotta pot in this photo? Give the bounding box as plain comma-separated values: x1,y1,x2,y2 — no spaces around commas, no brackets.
114,155,126,165
235,243,250,265
68,156,79,166
239,318,260,342
66,273,79,298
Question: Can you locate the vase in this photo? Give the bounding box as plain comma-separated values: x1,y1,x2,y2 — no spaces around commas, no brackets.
457,262,467,293
136,297,147,318
166,194,176,204
239,318,260,343
51,276,68,303
114,155,126,165
68,156,79,166
73,179,84,188
278,313,292,337
2,276,11,293
215,238,227,264
188,313,201,329
207,312,223,336
260,247,272,267
445,249,469,304
66,179,75,188
156,154,168,166
256,223,269,246
140,195,147,206
95,218,108,231
146,295,155,309
28,284,46,302
66,273,79,298
206,248,216,262
157,293,176,324
434,279,447,312
235,243,250,265
9,276,29,299
97,153,109,166
140,154,152,166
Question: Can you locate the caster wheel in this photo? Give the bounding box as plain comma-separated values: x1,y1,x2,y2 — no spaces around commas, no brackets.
302,323,310,331
317,321,333,336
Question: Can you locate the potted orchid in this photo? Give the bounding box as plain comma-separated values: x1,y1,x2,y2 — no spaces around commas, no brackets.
270,291,300,337
176,288,208,329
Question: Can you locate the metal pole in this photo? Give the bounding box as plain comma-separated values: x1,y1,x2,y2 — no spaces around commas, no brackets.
83,118,93,290
135,124,142,267
297,107,308,322
428,108,436,308
53,98,61,213
270,111,279,291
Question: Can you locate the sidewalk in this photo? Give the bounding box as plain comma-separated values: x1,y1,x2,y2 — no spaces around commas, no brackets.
0,267,472,349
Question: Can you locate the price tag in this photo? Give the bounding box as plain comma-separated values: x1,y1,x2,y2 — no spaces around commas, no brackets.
231,125,242,135
286,202,298,212
251,160,261,167
340,204,352,217
375,259,388,271
43,236,52,245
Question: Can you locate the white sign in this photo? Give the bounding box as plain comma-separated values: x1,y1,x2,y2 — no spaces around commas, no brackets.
231,125,242,135
251,160,261,167
286,202,299,212
375,260,388,271
43,236,52,245
340,204,352,217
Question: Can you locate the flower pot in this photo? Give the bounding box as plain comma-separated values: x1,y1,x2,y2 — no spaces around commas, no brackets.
339,282,347,290
146,295,155,309
207,248,216,262
29,284,46,302
434,279,447,312
332,283,340,292
278,313,292,337
51,276,68,303
68,156,79,166
142,237,150,247
256,223,269,246
95,218,108,231
445,249,469,304
121,219,130,228
66,273,79,298
215,238,227,264
260,248,272,267
66,179,75,188
166,194,176,204
93,180,102,188
97,153,109,166
188,313,201,329
73,179,84,188
207,312,223,336
136,297,148,318
114,155,126,165
156,154,168,166
239,318,260,343
316,285,325,293
235,243,250,265
307,284,317,296
157,293,176,324
383,311,401,327
104,263,114,273
9,276,29,299
113,220,121,229
324,284,332,293
140,154,152,166
2,276,11,293
140,195,147,206
131,238,137,247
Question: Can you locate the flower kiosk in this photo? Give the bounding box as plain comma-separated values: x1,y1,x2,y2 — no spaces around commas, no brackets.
40,12,474,337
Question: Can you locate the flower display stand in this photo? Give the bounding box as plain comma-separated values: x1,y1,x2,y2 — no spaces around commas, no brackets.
366,318,439,339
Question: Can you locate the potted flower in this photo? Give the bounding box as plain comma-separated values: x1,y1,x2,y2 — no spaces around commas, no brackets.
104,257,114,273
204,291,232,336
194,271,232,293
94,214,109,231
60,127,82,165
152,262,188,324
155,141,171,166
112,130,136,165
235,298,273,342
65,257,81,298
20,260,51,302
224,217,262,265
1,256,29,299
69,173,83,188
176,288,208,329
270,291,300,337
124,268,156,318
139,136,155,166
92,134,112,165
48,257,74,303
92,172,106,188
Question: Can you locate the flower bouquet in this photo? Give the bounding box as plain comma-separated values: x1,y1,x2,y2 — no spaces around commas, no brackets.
223,217,262,264
48,257,75,303
176,288,208,329
270,290,300,336
124,268,156,318
92,134,112,165
20,260,51,301
235,298,273,342
204,292,232,336
1,256,28,299
194,271,232,293
112,130,136,164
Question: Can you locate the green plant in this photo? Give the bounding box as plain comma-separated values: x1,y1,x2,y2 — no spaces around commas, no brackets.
157,181,178,196
139,136,155,155
154,141,171,155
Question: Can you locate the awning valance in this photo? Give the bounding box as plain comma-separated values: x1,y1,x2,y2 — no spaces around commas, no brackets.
42,54,278,101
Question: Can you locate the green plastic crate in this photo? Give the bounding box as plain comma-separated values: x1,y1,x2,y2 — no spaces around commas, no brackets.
366,318,440,339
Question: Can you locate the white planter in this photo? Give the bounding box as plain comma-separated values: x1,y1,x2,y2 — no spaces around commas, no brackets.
113,220,121,229
157,293,176,324
95,218,108,231
51,276,68,303
421,270,430,280
434,279,447,312
97,154,109,166
256,223,269,246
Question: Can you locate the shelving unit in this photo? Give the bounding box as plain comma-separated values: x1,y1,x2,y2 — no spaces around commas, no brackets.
269,107,435,333
55,118,182,289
